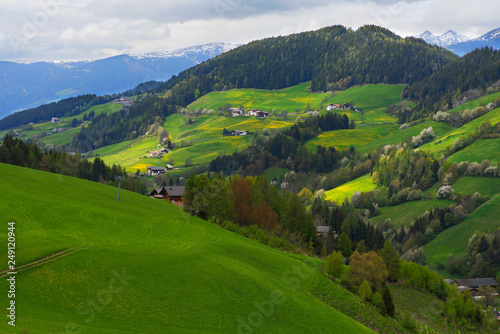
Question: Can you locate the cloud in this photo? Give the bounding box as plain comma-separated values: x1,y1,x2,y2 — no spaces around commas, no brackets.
0,0,499,61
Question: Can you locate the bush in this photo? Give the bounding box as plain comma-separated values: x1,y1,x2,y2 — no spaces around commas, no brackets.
436,185,454,199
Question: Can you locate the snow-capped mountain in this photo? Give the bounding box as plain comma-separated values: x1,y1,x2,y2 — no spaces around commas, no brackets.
417,30,469,48
0,43,237,119
447,27,500,56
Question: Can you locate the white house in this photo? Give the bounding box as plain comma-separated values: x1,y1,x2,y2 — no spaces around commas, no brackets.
326,104,340,111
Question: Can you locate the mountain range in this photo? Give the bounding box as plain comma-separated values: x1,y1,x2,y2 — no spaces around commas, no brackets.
0,43,236,119
418,27,500,56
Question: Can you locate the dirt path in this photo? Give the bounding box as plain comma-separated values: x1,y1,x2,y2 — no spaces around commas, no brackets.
0,246,87,278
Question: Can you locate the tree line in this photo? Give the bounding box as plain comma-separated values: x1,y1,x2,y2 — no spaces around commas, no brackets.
0,134,145,194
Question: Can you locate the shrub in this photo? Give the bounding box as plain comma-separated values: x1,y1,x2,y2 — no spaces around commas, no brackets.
436,185,454,199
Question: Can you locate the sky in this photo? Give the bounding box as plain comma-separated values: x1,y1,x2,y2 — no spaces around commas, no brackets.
0,0,499,61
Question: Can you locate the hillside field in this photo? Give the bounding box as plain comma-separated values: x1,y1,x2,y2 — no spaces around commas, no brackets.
324,174,384,204
0,163,374,333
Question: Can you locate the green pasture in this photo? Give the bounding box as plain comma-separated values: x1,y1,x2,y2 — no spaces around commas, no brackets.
324,174,384,204
446,91,500,114
188,82,331,112
369,199,455,229
448,138,500,165
424,194,500,268
0,163,374,333
451,176,500,197
420,107,500,156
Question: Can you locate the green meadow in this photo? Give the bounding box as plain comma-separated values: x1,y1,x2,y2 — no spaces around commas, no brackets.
324,84,404,123
424,194,500,268
188,82,331,112
369,199,455,229
420,106,500,156
445,91,500,114
98,113,295,171
0,163,373,333
448,138,500,165
324,174,384,204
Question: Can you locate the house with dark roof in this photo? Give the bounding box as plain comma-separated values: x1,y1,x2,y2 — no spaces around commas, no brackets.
147,166,166,176
165,186,185,208
147,186,185,208
455,278,499,295
316,226,331,238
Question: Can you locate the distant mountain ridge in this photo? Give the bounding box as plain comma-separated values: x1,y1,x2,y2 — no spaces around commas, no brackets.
417,27,500,56
448,27,500,56
417,30,470,48
0,43,236,119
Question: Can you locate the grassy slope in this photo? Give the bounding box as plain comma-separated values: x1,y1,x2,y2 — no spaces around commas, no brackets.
424,194,500,267
420,106,500,156
0,163,373,334
446,91,500,114
390,283,448,333
188,82,331,112
324,84,404,123
447,138,500,165
369,199,455,229
324,174,384,204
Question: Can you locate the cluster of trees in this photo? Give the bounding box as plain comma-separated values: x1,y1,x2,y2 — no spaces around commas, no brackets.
445,230,500,281
183,174,316,243
372,146,439,191
444,120,500,158
402,47,500,122
401,261,499,331
208,133,354,176
0,134,145,194
283,112,351,143
73,96,176,152
392,193,488,258
324,240,399,317
433,98,499,127
0,94,114,130
151,25,454,108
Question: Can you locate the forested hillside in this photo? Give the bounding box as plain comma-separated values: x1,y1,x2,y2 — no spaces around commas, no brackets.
156,25,457,107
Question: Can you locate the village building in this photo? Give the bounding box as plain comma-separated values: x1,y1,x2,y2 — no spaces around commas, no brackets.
146,166,166,176
454,278,499,295
230,107,245,117
51,117,61,123
326,104,340,110
147,186,185,208
342,103,353,110
256,111,270,118
114,97,134,108
316,226,331,238
231,130,248,136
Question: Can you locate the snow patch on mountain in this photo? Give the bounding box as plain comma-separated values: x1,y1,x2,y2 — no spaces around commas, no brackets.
417,30,469,47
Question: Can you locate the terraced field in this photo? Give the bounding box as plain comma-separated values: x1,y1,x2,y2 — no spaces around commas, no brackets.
0,163,375,333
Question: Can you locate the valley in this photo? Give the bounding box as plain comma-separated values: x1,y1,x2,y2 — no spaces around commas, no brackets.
1,24,500,334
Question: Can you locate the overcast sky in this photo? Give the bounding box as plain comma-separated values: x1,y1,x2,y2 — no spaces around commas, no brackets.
0,0,499,61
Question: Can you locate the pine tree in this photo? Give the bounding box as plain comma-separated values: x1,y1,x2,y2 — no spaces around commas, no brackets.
381,287,395,317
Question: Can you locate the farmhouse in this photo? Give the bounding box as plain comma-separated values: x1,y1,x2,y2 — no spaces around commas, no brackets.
146,166,166,176
326,104,340,110
455,278,499,295
148,148,168,158
51,117,61,123
316,226,331,237
342,103,353,110
147,186,185,207
230,107,245,117
114,97,134,108
247,109,262,116
256,111,270,118
231,130,248,136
